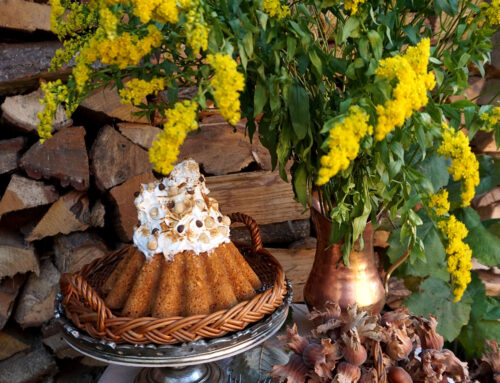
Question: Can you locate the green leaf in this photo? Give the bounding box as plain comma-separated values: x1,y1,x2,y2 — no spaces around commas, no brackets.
341,17,360,43
253,82,268,118
402,25,418,45
454,208,500,267
405,278,471,341
367,30,383,60
309,48,323,75
292,162,308,208
287,36,297,60
416,153,450,193
476,155,500,195
287,83,310,140
457,273,500,358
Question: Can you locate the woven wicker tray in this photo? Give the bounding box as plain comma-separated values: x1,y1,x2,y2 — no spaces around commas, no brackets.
60,213,287,345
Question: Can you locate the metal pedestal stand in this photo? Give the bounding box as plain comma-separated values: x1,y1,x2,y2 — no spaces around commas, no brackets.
55,282,291,383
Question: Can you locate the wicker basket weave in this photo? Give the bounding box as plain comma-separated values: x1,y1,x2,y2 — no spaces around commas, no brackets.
60,213,287,345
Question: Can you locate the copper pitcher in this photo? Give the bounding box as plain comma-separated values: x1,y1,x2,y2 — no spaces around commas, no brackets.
304,207,385,314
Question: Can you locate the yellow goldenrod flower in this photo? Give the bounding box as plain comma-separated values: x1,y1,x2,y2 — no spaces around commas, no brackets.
375,38,435,141
479,106,500,131
262,0,290,19
149,100,198,174
49,0,65,33
184,9,208,53
438,215,472,301
429,190,450,216
99,6,118,38
119,78,165,105
37,80,69,143
437,123,479,207
344,0,366,14
86,25,163,69
207,53,245,125
317,105,373,185
480,0,500,25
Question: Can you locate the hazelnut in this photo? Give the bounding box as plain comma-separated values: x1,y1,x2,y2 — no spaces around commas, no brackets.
196,220,203,228
150,207,159,219
160,222,168,231
159,183,165,191
218,226,229,236
187,189,194,195
199,233,210,243
222,216,231,226
152,228,159,235
199,176,205,182
169,186,178,196
147,238,158,251
217,216,223,223
205,217,215,228
134,191,140,197
177,224,185,233
167,201,175,209
174,202,185,214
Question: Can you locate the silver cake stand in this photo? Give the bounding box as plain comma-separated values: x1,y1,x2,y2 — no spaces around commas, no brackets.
55,281,291,383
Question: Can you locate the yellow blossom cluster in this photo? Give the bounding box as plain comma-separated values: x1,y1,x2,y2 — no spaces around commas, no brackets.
480,106,500,131
185,9,208,53
438,215,472,301
37,80,69,143
84,25,163,69
149,100,199,174
128,0,194,24
429,190,450,216
344,0,366,14
317,106,373,185
119,78,165,105
437,123,479,207
262,0,290,19
207,53,245,125
49,0,96,38
374,38,435,141
481,0,500,25
99,6,118,38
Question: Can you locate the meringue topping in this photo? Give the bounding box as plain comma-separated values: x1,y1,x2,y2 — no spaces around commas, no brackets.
132,159,231,259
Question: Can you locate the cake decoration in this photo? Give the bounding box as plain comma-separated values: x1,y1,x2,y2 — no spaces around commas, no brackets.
133,159,231,259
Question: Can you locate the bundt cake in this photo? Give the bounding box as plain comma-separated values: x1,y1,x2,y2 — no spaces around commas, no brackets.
102,159,262,318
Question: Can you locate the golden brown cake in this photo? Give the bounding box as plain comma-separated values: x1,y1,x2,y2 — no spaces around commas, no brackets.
102,159,262,318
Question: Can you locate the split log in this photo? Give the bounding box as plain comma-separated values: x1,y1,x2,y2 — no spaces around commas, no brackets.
0,228,38,280
1,88,72,134
231,219,310,247
206,171,309,226
90,125,152,191
89,199,106,228
14,259,60,327
178,114,272,175
0,274,27,330
0,0,51,32
108,172,155,242
117,122,162,150
0,41,71,96
53,232,108,273
0,343,57,383
20,126,89,191
27,191,90,241
0,137,26,175
80,85,149,123
477,269,500,297
471,130,499,154
0,325,32,361
288,237,317,250
0,175,58,217
42,320,80,359
267,248,315,303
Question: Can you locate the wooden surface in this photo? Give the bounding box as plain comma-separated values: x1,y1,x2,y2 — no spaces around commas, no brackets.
90,126,152,191
0,42,71,96
20,126,89,191
206,171,309,226
27,191,90,241
14,260,60,328
108,172,155,242
0,0,51,32
117,123,162,150
0,344,57,383
0,229,38,280
80,86,149,124
0,326,31,361
0,175,58,217
231,219,310,246
0,137,26,175
1,88,72,133
0,274,27,330
53,232,108,274
266,248,315,303
179,114,272,175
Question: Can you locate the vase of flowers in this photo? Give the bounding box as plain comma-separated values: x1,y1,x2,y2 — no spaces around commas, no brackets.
40,0,500,355
304,202,385,315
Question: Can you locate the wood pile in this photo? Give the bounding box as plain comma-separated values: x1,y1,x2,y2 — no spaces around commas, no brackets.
0,7,499,383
